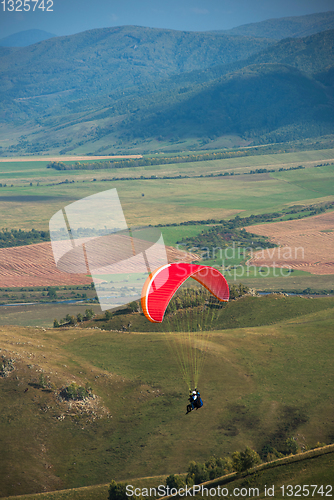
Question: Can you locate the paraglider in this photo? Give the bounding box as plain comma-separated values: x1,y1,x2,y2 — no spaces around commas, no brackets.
141,263,229,414
186,388,203,414
141,263,229,323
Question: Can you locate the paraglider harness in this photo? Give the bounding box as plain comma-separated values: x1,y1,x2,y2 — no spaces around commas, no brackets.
186,389,203,414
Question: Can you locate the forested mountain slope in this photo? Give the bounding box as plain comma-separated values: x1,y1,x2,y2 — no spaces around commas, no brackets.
224,11,334,39
1,21,334,154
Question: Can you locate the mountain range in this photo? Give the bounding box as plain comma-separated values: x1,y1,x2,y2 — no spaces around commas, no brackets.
224,10,334,39
0,12,334,155
0,29,57,47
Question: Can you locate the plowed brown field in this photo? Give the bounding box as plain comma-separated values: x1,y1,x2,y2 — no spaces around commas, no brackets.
245,211,334,275
0,242,197,287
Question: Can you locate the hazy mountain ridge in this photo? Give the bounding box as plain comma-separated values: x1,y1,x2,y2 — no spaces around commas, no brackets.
224,11,334,39
0,29,57,47
0,26,273,103
246,28,334,75
1,16,334,154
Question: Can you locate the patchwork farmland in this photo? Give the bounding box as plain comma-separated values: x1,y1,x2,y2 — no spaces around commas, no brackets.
245,211,334,274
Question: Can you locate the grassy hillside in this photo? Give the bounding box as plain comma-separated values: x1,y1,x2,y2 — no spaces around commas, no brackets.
0,296,333,497
190,449,334,500
84,294,334,332
2,448,333,499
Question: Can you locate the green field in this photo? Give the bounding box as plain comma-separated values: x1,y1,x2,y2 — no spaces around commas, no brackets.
0,302,101,328
0,149,334,230
0,295,333,497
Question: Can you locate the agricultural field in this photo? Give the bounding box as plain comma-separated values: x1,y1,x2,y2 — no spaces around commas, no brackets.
0,242,91,288
0,295,333,497
0,149,333,230
245,211,334,275
0,240,194,289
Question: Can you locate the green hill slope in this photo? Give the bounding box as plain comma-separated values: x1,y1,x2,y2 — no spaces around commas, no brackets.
2,448,333,499
89,295,334,332
120,29,334,143
174,447,334,500
0,296,333,497
123,63,334,143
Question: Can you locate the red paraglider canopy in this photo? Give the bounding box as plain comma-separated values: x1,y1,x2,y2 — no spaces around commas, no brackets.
141,263,229,323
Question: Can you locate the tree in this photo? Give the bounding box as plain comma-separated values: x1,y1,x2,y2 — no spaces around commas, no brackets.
47,287,57,300
232,447,261,472
65,314,76,325
53,319,60,328
260,444,284,461
108,480,128,500
105,310,113,320
186,461,209,485
77,313,83,323
205,456,232,479
165,474,186,490
128,301,139,313
285,437,299,455
84,308,94,320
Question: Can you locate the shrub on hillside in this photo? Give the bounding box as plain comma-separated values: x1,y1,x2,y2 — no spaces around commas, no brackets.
232,447,261,472
260,444,284,462
165,474,186,490
128,301,139,313
285,437,299,455
59,382,91,401
109,481,128,500
186,456,233,485
0,356,15,377
108,480,144,500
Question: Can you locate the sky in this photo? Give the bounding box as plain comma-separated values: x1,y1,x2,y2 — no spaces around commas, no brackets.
0,0,334,38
